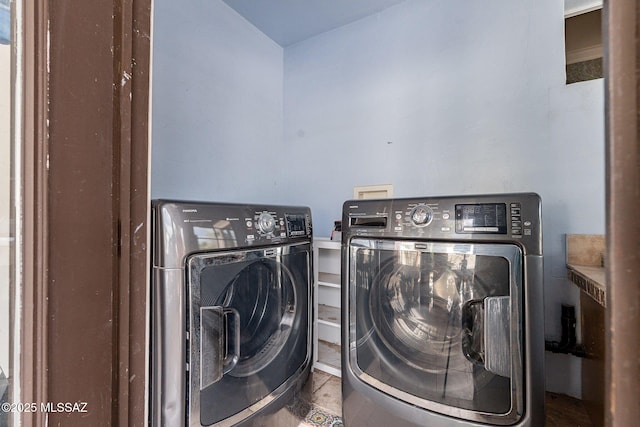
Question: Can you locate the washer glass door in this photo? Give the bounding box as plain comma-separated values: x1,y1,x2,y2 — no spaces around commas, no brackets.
348,238,523,424
187,242,311,427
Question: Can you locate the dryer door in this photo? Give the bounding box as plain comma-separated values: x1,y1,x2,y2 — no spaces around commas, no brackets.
348,238,524,425
186,242,311,427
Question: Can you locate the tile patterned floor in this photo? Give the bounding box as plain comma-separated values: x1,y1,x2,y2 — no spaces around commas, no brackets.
295,404,343,427
294,370,343,427
297,371,593,427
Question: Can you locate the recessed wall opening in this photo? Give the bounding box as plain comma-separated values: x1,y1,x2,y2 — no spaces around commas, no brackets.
353,184,394,200
565,8,603,84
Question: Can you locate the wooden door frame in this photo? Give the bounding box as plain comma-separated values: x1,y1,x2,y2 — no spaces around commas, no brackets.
20,0,151,425
604,0,640,425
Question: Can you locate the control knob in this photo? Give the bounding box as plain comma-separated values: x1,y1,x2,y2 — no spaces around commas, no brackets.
410,205,433,226
257,212,276,234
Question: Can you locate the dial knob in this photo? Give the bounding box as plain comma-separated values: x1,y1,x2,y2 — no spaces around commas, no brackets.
410,205,433,226
257,212,276,234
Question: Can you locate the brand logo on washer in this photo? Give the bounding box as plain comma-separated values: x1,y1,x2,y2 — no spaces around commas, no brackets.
182,209,197,213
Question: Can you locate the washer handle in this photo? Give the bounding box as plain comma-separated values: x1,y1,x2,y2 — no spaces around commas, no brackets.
200,306,241,390
483,296,511,378
461,299,485,366
222,307,241,375
462,297,512,378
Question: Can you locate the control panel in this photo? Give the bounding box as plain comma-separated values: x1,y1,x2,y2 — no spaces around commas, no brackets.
245,209,311,243
152,200,313,267
343,193,542,254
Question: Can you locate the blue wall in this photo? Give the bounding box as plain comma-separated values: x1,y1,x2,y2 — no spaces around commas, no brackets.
151,0,285,204
281,0,604,398
152,0,604,398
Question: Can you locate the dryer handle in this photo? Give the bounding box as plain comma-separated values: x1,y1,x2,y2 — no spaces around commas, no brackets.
462,296,511,378
200,306,241,390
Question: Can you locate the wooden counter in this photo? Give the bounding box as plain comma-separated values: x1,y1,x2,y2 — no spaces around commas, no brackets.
566,234,606,307
566,234,605,427
567,264,606,307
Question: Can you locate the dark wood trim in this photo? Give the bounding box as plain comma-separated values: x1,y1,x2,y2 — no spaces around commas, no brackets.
20,0,49,425
46,0,121,422
129,0,152,422
604,0,640,425
114,0,152,424
20,0,151,425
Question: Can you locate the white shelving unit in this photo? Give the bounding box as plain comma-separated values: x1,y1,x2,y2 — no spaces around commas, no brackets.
313,237,342,377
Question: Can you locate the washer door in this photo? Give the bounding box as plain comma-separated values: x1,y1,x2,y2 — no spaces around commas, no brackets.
348,238,524,425
187,242,311,427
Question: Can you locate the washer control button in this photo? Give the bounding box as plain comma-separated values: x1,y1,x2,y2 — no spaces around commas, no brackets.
410,205,433,226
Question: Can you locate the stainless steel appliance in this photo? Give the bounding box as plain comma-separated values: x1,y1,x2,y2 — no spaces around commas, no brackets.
151,200,313,427
341,193,544,427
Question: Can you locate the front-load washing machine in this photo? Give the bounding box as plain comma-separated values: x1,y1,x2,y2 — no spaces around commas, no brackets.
341,193,544,427
150,200,313,427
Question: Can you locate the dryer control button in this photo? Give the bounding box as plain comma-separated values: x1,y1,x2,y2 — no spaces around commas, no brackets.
257,212,276,234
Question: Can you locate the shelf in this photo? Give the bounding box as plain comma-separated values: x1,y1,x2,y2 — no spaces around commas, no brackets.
318,304,340,343
318,272,341,287
314,237,341,249
316,340,341,377
313,236,342,377
318,304,340,326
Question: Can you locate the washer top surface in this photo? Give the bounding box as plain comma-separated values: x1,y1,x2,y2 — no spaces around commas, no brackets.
152,199,312,268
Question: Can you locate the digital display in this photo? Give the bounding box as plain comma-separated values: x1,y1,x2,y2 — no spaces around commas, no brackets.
455,203,507,234
285,214,308,237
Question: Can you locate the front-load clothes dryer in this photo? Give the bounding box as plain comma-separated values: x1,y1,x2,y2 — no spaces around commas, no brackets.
341,193,544,427
150,200,313,427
